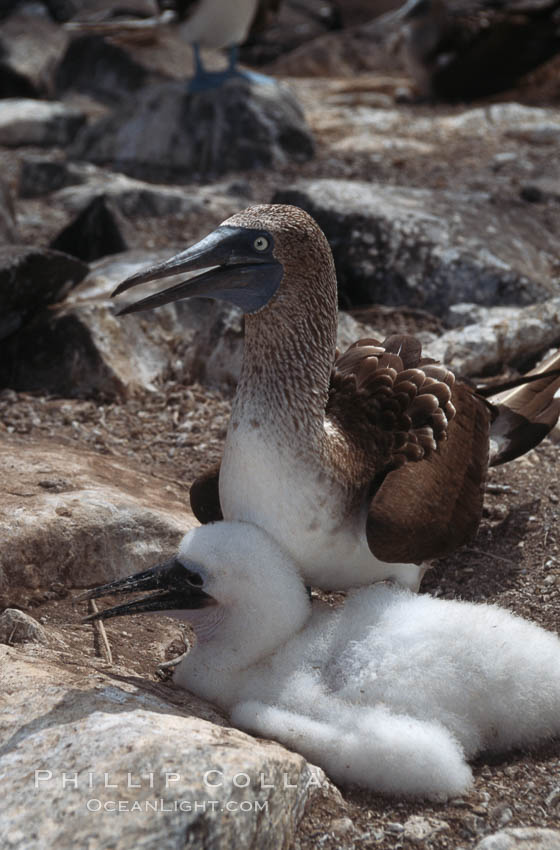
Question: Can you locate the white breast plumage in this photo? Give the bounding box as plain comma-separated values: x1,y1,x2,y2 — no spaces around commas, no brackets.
220,422,424,590
179,0,258,48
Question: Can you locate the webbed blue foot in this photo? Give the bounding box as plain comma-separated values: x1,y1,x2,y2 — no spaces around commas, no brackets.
187,43,276,92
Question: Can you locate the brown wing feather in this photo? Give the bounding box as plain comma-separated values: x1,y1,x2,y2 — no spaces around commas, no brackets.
328,334,492,564
367,382,491,563
328,334,457,476
189,463,223,524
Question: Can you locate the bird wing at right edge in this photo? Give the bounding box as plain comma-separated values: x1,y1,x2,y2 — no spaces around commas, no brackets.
326,334,492,566
328,337,560,567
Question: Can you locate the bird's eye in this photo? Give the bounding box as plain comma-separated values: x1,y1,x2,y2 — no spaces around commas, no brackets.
253,236,269,252
187,572,204,587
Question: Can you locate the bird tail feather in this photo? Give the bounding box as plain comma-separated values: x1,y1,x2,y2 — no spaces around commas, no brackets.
481,350,560,466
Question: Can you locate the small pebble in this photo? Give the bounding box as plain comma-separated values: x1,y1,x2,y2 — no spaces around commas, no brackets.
493,805,513,827
545,787,560,808
0,609,47,645
329,817,355,836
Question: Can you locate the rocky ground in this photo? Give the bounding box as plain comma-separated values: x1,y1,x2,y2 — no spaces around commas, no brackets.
2,397,559,848
1,3,560,849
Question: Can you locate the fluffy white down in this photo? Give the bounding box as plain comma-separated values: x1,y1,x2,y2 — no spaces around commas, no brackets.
173,522,560,800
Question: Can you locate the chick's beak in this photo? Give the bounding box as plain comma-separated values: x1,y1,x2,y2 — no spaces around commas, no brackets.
76,557,214,622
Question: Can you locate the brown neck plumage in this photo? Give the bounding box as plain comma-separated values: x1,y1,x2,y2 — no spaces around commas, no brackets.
238,286,337,441
227,207,339,447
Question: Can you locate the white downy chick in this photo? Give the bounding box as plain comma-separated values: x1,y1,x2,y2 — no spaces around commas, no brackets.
85,520,560,800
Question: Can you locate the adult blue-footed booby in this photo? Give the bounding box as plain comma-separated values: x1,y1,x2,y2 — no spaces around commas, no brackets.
65,0,277,89
113,205,560,591
82,520,560,799
162,0,271,89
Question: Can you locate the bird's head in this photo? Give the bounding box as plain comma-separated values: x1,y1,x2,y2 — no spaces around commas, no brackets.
111,204,336,320
79,521,311,659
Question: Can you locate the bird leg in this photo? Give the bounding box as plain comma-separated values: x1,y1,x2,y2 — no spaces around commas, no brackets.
193,42,205,77
188,42,229,92
187,41,275,91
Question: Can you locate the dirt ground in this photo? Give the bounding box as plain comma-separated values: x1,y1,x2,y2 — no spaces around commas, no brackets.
1,59,560,848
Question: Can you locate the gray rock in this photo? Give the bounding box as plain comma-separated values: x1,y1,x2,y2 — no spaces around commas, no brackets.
273,179,556,319
403,815,449,843
425,297,560,377
0,98,86,147
71,77,314,182
505,124,560,146
0,246,88,342
0,609,47,645
475,828,560,850
0,10,69,98
50,195,128,262
177,300,246,389
240,0,355,69
75,252,251,389
55,33,167,105
303,101,560,167
52,171,232,219
0,300,171,398
328,816,357,837
265,6,404,77
437,104,560,138
520,178,560,205
336,310,379,352
446,302,502,329
0,250,202,396
0,645,327,850
18,156,87,198
19,158,247,224
545,787,560,808
0,54,39,99
0,436,195,592
0,276,250,395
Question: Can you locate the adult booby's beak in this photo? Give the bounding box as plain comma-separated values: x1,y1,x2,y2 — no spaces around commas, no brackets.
112,225,283,315
77,558,215,621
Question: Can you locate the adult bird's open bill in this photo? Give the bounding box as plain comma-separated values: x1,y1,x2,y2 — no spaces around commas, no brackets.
112,204,560,591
